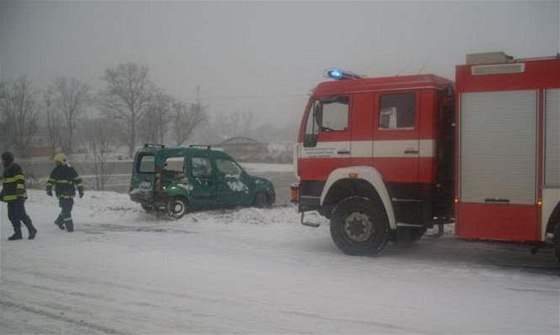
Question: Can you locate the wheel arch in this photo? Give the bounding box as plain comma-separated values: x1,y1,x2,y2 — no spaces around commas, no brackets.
545,201,560,235
320,166,396,230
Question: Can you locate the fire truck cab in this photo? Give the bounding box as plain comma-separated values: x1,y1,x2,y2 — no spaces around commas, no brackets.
294,72,455,255
293,53,560,259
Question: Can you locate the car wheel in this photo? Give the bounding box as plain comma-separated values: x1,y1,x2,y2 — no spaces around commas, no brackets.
167,197,188,219
330,197,390,256
254,191,271,208
141,204,154,213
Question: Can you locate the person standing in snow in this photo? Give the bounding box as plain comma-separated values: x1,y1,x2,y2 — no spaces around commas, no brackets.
0,151,37,240
46,153,84,232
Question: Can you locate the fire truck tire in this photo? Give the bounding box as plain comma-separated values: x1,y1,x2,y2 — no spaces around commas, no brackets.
330,197,390,256
553,222,560,263
167,197,188,219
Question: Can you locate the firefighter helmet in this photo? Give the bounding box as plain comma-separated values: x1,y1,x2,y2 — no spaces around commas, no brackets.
54,153,67,164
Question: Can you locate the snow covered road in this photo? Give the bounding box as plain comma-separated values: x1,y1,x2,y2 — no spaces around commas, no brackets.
1,190,559,334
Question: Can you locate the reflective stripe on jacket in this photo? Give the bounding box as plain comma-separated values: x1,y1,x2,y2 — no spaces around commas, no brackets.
1,162,28,202
46,164,83,199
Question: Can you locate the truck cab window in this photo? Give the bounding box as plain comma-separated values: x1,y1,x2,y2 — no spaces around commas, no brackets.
319,97,349,132
305,101,320,137
303,101,320,147
304,97,349,147
379,93,415,129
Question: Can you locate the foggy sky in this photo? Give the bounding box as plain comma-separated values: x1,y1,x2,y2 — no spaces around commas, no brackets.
1,1,559,125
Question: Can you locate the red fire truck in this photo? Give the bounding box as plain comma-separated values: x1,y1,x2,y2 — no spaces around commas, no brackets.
292,52,560,260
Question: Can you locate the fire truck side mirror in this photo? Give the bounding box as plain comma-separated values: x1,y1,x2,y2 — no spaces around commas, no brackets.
446,85,454,97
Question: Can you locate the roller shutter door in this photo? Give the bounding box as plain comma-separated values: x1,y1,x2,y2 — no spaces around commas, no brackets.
460,90,537,205
545,89,560,187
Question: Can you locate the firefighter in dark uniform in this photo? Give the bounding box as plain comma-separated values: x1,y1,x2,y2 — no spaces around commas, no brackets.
1,151,37,240
46,153,84,232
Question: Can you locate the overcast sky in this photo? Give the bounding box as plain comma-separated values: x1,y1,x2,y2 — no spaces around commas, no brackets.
1,1,559,125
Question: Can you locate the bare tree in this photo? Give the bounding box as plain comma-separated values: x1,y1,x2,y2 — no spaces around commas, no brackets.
0,77,39,157
0,82,6,149
43,90,62,153
83,117,117,191
52,77,91,153
99,62,153,157
241,110,255,136
173,100,208,146
140,90,173,145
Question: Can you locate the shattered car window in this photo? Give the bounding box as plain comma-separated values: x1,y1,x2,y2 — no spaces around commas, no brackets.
216,159,242,178
191,157,212,178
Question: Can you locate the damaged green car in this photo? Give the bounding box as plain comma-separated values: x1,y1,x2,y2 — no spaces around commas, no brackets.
129,144,275,218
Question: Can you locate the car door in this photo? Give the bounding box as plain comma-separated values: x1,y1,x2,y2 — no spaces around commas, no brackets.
187,152,216,209
214,155,250,207
162,154,188,190
130,151,156,202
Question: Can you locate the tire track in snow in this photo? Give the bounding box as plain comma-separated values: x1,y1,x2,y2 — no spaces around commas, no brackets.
278,309,418,333
0,299,128,335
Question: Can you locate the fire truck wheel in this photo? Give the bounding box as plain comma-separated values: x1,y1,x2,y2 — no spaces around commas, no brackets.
167,197,188,219
330,197,390,256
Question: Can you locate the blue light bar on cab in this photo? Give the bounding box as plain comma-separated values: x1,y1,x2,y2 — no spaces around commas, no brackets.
325,68,362,80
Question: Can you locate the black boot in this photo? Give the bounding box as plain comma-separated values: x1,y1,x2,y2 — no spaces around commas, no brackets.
65,221,74,232
28,226,37,240
8,231,22,241
54,216,65,230
22,216,37,240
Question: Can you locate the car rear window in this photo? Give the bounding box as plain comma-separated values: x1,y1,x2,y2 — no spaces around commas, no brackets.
137,154,155,173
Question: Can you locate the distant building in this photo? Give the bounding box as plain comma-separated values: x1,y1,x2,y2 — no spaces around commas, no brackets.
29,146,54,158
215,137,268,162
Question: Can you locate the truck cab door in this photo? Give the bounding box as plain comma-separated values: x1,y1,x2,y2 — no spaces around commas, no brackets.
300,96,352,180
372,91,423,226
187,153,216,209
373,92,420,184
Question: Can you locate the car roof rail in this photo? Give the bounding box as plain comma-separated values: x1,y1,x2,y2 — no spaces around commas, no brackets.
143,143,165,149
189,144,212,150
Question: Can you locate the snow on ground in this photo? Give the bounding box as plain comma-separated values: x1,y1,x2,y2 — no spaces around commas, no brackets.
1,190,559,334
